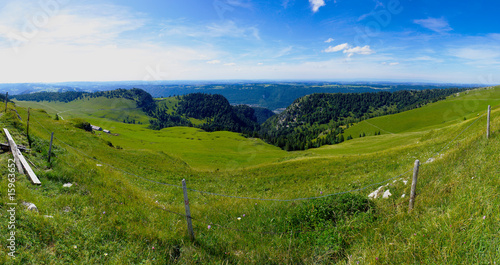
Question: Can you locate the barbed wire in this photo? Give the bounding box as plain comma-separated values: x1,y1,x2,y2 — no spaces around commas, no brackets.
427,111,487,161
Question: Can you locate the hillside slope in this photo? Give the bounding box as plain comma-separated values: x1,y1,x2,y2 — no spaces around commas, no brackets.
260,88,466,150
1,86,499,264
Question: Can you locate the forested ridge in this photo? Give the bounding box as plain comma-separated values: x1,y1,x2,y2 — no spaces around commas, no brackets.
150,93,261,133
260,88,467,151
12,89,156,114
13,87,467,151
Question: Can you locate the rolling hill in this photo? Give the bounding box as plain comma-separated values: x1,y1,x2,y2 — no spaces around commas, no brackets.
1,86,499,263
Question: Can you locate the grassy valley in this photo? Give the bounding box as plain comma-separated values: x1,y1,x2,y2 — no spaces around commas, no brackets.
1,86,499,264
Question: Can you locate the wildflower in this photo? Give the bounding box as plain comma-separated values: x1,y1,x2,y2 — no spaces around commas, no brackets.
243,214,245,217
103,211,105,214
152,246,155,250
320,191,323,194
208,225,211,229
73,245,77,249
104,253,108,256
483,216,486,220
414,233,416,236
237,217,241,221
376,257,378,260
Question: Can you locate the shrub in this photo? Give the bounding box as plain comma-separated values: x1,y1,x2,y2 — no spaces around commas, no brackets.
72,118,92,132
288,193,375,228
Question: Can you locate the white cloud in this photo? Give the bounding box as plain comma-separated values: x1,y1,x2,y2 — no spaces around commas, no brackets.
224,62,236,66
323,43,374,57
323,43,349,53
0,2,145,49
343,45,374,57
160,20,260,40
207,60,221,64
0,1,219,83
274,46,293,58
257,62,263,65
226,0,252,9
206,20,260,40
414,17,452,33
309,0,325,13
389,62,399,66
449,47,500,66
406,56,443,63
324,38,335,43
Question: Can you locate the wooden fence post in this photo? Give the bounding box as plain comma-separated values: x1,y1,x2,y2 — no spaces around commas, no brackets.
4,92,8,112
27,107,31,148
48,132,54,163
487,105,491,139
408,160,420,212
182,179,195,241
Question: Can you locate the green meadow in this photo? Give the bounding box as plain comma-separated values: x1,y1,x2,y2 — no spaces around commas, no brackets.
2,86,500,264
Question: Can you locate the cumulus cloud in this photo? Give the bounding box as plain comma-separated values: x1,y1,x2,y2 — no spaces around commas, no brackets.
324,38,335,43
343,45,374,57
309,0,325,13
323,43,349,53
414,17,452,33
324,43,374,57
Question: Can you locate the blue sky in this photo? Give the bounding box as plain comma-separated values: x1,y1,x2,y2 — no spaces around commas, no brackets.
0,0,499,84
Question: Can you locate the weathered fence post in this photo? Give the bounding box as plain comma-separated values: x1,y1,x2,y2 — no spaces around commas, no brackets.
48,132,54,163
487,105,491,139
408,160,420,212
4,92,8,112
182,179,195,241
27,107,31,148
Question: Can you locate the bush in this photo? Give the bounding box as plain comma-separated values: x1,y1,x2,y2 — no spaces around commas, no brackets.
72,118,92,132
288,193,375,228
285,193,376,263
105,140,113,147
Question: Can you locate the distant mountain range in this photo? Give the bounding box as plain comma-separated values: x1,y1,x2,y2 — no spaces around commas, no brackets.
1,81,481,111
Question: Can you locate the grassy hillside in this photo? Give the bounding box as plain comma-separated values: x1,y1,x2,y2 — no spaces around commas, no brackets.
14,97,150,125
1,86,499,264
344,86,500,138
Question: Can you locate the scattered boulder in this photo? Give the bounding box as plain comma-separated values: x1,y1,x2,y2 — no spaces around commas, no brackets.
368,186,384,199
22,202,38,212
63,183,73,188
383,190,392,198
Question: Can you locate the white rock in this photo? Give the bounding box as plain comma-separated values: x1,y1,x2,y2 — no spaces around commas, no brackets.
401,194,406,198
426,158,435,163
43,215,53,218
22,202,38,212
63,183,73,188
368,186,384,199
383,190,392,199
